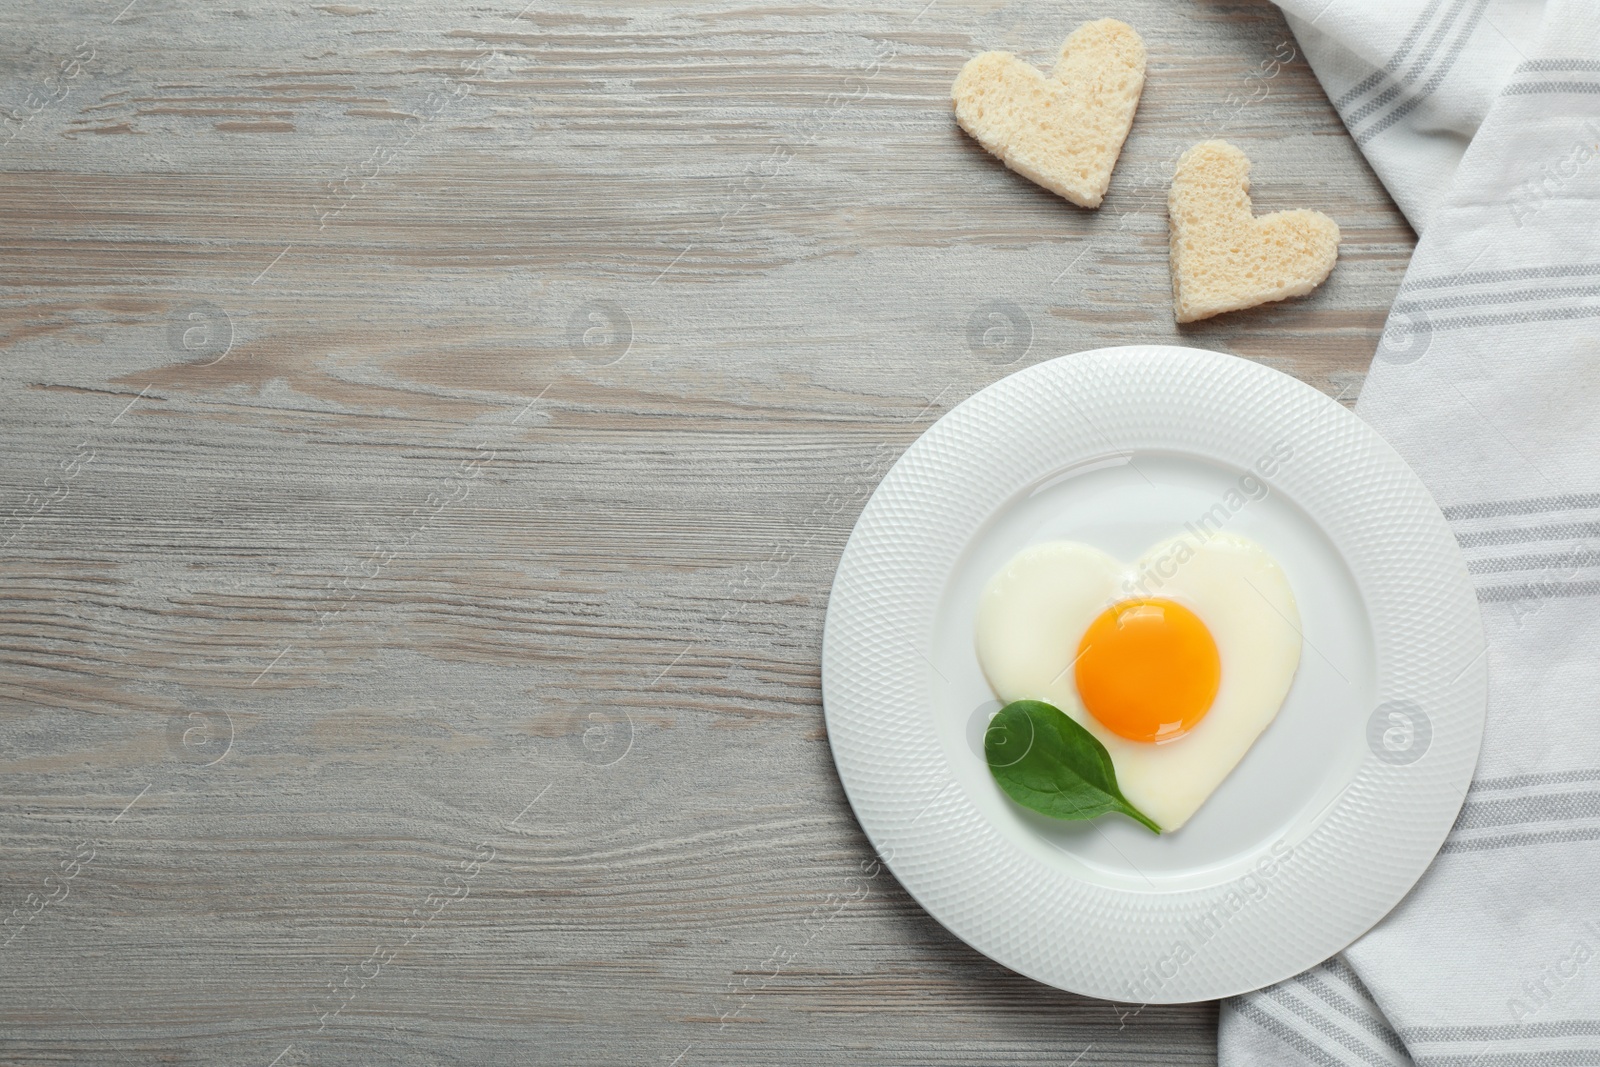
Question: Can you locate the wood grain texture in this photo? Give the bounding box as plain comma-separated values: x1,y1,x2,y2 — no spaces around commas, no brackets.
0,0,1413,1063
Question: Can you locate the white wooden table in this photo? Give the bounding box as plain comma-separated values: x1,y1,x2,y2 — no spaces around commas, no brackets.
0,1,1413,1062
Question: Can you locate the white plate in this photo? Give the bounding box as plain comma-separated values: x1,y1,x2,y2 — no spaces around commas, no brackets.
821,345,1486,1004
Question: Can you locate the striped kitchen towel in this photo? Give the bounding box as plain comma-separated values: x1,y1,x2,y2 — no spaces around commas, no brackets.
1221,1,1600,1065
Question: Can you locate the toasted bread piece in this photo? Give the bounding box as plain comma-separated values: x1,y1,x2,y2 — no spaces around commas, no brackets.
1168,140,1340,323
952,18,1145,208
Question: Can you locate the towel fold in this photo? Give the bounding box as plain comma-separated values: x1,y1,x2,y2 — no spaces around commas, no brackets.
1220,2,1600,1063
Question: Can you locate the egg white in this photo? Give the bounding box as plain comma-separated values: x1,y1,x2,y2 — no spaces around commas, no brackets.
974,532,1301,831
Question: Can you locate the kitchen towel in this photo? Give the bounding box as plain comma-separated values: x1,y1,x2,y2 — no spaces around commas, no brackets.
1219,1,1600,1064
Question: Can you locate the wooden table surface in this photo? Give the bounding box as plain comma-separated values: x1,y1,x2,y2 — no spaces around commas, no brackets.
0,0,1414,1063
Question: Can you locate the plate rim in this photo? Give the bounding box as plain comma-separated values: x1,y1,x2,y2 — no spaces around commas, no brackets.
820,344,1487,1003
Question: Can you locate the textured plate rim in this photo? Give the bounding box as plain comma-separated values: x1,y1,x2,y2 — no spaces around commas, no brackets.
820,345,1486,1004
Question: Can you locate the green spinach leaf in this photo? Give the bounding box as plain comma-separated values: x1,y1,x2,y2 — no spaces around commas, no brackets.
984,700,1161,834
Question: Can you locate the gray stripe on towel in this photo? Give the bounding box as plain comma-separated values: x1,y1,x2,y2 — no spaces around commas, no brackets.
1344,0,1472,126
1230,998,1371,1067
1477,579,1600,603
1393,283,1600,316
1334,0,1447,110
1444,494,1600,520
1454,791,1600,831
1387,303,1600,337
1413,1049,1600,1066
1503,81,1600,96
1402,263,1600,294
1472,769,1600,792
1443,825,1600,854
1457,522,1600,548
1295,971,1412,1056
1468,550,1600,576
1513,59,1600,74
1265,986,1405,1066
1358,0,1490,144
1405,1020,1600,1042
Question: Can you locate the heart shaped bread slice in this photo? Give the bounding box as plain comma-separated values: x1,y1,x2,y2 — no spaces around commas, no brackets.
952,18,1146,208
1168,140,1340,323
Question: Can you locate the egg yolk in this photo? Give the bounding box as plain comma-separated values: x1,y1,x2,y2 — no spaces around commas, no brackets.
1073,598,1220,743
